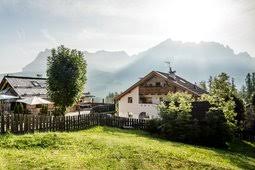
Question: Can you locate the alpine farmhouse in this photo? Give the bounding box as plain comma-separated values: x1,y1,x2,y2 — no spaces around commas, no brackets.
0,75,94,114
115,70,207,119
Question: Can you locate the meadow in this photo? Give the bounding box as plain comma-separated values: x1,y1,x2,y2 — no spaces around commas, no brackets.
0,126,254,170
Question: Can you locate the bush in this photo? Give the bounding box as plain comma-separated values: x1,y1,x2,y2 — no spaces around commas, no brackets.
147,118,162,134
147,92,234,147
23,109,31,114
52,107,63,116
243,106,255,140
200,108,233,147
157,92,200,144
13,103,24,114
159,114,201,144
200,94,238,137
232,95,245,124
40,105,48,115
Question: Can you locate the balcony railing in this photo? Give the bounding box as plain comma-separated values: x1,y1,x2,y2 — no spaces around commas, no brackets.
139,86,171,95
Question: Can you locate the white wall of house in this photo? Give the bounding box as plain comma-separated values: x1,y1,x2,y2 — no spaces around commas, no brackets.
118,87,161,119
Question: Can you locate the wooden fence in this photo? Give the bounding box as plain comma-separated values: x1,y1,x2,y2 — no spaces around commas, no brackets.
0,113,147,134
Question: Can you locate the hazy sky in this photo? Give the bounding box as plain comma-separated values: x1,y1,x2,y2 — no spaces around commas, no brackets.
0,0,255,73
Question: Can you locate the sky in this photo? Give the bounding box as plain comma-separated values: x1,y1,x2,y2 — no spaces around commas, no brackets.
0,0,255,73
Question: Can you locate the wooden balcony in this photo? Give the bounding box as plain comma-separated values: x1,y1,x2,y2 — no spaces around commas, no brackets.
139,86,172,95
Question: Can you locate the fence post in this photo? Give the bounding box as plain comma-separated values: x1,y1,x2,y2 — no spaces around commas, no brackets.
1,114,5,133
78,115,80,130
62,116,65,131
11,114,15,133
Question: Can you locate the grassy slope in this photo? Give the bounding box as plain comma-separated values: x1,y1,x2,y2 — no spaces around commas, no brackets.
0,127,254,170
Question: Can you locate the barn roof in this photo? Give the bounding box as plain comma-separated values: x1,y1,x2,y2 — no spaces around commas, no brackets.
0,75,47,98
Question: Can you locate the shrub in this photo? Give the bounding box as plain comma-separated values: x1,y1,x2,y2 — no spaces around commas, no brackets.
40,105,48,115
200,108,233,147
147,118,162,134
147,92,234,147
157,92,200,143
243,106,255,140
52,107,63,116
13,103,24,114
200,94,236,130
233,96,245,123
23,109,31,114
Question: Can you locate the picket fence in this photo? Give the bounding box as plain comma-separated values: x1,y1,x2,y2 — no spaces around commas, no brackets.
0,113,148,134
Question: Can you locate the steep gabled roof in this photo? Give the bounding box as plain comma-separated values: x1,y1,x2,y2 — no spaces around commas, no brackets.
156,71,207,96
115,71,207,100
0,75,47,98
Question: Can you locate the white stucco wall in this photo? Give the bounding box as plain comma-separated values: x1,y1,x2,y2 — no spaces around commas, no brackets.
118,87,160,119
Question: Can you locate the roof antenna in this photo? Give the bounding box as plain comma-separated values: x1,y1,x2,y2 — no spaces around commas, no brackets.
165,59,176,74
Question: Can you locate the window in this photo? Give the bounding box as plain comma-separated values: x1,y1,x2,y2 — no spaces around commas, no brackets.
31,81,41,87
155,82,161,86
128,97,133,103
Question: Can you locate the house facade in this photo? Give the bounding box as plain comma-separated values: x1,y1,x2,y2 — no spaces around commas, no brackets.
115,71,207,119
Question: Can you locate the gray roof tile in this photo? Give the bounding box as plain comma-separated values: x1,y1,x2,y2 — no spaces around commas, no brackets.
156,71,207,95
4,76,47,98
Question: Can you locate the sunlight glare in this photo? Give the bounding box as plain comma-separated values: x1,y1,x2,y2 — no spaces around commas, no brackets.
151,0,225,42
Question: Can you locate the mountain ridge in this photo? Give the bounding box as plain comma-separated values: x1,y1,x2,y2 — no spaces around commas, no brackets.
2,39,255,97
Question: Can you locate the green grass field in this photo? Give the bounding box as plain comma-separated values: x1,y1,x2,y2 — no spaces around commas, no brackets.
0,126,254,170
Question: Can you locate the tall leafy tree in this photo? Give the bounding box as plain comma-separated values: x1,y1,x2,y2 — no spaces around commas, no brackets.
208,76,213,93
47,45,87,115
242,72,255,103
245,73,252,99
231,78,236,92
239,85,247,101
252,73,255,91
210,72,236,99
202,72,245,128
105,92,119,103
232,95,245,127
